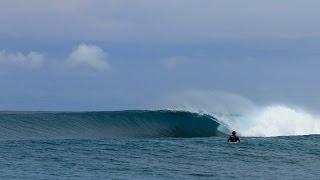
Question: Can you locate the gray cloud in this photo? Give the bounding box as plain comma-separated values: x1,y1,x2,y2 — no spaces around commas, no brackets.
1,0,320,42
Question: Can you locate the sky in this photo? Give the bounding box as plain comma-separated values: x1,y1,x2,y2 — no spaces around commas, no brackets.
0,0,320,112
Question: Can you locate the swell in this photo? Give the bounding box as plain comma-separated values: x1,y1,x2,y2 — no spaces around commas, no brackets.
0,110,223,140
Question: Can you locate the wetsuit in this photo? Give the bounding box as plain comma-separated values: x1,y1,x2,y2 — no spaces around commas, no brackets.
228,135,240,142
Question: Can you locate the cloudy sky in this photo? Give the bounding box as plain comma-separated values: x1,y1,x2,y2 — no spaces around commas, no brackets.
0,0,320,112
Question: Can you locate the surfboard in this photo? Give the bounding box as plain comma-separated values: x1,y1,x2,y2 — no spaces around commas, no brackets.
228,142,239,144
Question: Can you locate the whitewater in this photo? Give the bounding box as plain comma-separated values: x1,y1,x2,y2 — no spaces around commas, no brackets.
1,105,320,179
216,105,320,137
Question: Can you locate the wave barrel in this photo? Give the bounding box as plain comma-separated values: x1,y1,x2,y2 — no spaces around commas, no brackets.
0,110,221,140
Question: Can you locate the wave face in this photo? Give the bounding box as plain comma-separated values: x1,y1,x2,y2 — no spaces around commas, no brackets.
0,110,222,140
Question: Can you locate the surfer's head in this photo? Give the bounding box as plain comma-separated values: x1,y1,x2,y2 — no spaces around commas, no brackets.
232,131,236,135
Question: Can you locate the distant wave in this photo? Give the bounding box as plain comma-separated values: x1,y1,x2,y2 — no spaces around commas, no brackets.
0,110,223,140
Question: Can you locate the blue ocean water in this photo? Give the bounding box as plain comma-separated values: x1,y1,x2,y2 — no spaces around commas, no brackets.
1,136,320,179
0,110,319,179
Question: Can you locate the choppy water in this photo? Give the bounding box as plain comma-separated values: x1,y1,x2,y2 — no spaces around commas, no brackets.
0,136,319,179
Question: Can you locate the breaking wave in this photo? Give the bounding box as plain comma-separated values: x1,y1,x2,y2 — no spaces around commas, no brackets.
0,105,319,140
238,105,320,137
213,105,320,137
0,110,223,140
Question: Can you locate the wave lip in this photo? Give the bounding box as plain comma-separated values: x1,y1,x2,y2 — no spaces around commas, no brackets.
0,110,222,140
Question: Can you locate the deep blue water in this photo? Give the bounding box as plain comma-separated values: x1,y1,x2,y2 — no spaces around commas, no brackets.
1,136,319,179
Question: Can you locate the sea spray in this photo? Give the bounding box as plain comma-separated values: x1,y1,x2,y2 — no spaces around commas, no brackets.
158,90,320,137
242,105,320,137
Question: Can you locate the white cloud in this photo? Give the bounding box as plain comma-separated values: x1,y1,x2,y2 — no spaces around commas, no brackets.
0,50,45,70
162,56,188,70
67,44,110,71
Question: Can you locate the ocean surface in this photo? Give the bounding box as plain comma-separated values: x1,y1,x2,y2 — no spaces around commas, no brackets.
0,110,319,179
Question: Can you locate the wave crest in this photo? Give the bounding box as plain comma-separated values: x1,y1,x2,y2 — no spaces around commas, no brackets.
0,110,222,140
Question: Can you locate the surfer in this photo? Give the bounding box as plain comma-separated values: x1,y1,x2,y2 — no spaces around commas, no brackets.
228,131,240,143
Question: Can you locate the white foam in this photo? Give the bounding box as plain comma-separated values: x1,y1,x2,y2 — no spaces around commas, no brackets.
160,90,320,137
239,105,320,137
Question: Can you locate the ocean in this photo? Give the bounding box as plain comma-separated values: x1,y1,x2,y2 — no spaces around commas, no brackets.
0,110,319,179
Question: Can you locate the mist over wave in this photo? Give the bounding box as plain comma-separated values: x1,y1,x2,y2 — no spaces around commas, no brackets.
159,90,320,137
239,105,320,137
